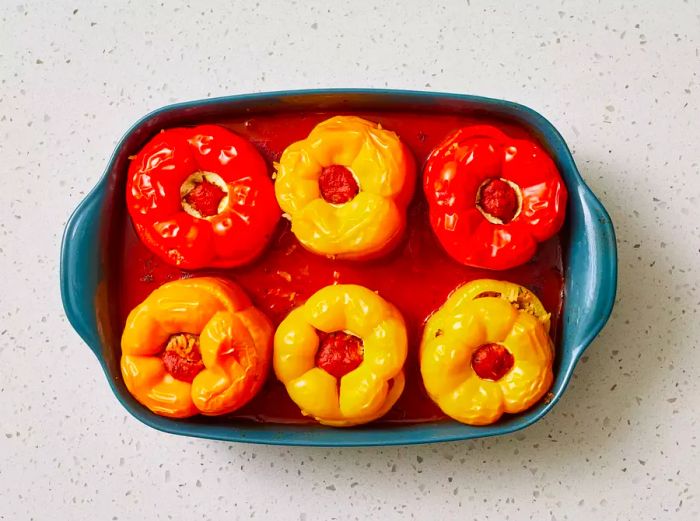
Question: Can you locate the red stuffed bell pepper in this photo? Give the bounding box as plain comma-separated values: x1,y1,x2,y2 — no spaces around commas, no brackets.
423,125,567,270
127,125,280,269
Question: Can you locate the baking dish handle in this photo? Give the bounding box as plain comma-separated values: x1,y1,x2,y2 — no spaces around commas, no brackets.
60,187,105,355
566,185,618,356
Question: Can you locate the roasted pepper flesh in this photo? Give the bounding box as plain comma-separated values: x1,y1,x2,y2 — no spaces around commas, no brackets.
274,116,416,260
120,277,273,418
273,284,407,427
421,279,554,425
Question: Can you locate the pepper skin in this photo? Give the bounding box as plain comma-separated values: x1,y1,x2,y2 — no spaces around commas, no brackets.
273,284,407,426
127,125,280,269
120,277,273,418
439,279,552,332
423,125,567,270
420,280,554,425
274,116,416,260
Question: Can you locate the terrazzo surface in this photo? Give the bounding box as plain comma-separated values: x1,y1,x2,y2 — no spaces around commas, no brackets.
1,1,698,519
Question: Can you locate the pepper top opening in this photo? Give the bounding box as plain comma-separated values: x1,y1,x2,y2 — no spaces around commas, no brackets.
180,171,230,219
318,165,360,205
471,343,514,381
476,178,521,224
315,330,364,378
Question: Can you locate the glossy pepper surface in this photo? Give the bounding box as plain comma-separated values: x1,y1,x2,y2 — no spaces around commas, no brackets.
420,279,554,426
127,125,280,269
423,125,567,270
121,277,273,418
273,284,407,426
274,116,415,260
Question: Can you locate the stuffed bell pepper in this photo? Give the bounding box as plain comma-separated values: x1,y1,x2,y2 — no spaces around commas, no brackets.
273,284,407,426
423,125,567,270
127,125,280,269
120,277,273,418
420,279,554,425
274,116,415,260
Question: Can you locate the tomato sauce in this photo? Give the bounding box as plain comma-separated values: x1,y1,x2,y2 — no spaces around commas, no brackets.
114,111,564,424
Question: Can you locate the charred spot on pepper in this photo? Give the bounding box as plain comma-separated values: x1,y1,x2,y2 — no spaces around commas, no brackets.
161,333,204,382
471,343,514,381
315,330,364,379
318,165,360,204
476,178,522,224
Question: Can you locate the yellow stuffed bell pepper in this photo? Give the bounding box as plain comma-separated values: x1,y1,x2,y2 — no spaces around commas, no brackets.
274,284,407,426
121,277,273,418
420,280,554,426
274,116,415,260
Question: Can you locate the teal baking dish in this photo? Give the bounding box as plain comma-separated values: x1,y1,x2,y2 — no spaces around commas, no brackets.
60,89,617,446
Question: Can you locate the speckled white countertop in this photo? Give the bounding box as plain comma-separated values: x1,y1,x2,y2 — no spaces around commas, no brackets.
1,1,699,519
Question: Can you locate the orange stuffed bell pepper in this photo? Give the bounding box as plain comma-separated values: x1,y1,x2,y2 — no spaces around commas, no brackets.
274,116,415,260
120,277,273,418
423,125,567,270
273,284,407,426
127,125,280,269
420,279,553,426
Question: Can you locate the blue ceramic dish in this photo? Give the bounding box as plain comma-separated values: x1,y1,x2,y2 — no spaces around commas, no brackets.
60,89,617,446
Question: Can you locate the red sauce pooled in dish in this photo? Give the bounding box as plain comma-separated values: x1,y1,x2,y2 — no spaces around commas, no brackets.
113,111,564,424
